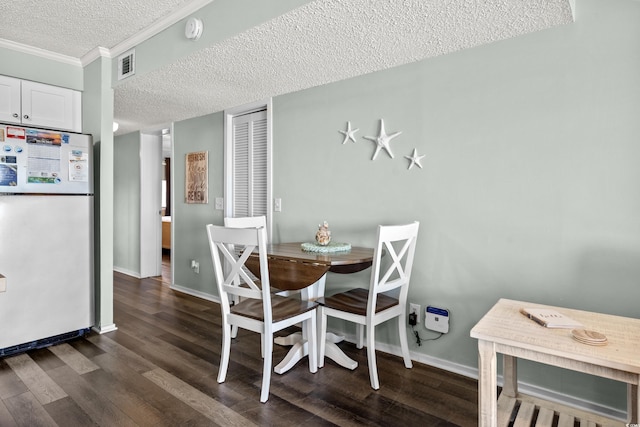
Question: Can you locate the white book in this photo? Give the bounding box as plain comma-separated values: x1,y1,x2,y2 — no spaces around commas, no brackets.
520,307,583,329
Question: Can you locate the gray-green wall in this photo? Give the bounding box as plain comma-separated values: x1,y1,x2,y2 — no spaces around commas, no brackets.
0,50,82,90
167,0,640,414
113,132,142,275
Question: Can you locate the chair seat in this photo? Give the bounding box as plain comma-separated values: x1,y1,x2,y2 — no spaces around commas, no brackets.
319,288,398,316
231,295,317,322
238,280,282,294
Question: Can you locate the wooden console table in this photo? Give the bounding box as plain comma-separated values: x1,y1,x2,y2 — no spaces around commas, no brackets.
471,298,640,426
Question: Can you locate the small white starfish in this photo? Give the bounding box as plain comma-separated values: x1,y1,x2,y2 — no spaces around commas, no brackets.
363,119,402,160
404,148,425,170
339,121,359,144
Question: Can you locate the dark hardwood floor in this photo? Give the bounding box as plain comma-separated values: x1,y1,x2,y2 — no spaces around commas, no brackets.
0,253,478,426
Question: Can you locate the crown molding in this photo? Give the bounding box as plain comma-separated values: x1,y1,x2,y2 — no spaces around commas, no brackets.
81,47,113,66
1,0,212,68
0,38,81,67
108,0,213,58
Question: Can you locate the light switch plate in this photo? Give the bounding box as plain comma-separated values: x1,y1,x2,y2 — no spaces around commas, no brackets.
215,197,224,210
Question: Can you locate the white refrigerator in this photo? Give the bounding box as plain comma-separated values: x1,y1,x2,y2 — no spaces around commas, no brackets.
0,124,94,355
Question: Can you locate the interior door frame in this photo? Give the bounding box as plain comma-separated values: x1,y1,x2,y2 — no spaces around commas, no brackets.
223,98,273,238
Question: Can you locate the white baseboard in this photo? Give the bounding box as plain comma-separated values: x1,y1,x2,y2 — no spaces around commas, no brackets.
170,283,221,304
113,266,141,278
92,323,118,334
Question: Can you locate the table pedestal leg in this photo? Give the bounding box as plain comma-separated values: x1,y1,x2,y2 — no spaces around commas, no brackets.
274,276,324,375
275,333,301,347
273,274,359,373
325,341,358,370
274,330,358,372
274,339,308,374
478,339,498,427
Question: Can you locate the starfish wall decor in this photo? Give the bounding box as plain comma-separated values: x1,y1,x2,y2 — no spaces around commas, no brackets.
338,121,359,144
338,118,425,171
363,119,402,160
404,148,426,170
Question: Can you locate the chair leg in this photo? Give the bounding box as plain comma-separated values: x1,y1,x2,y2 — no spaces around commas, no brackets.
366,323,380,390
398,314,413,369
318,306,326,368
218,323,232,383
260,332,273,403
230,295,239,339
306,313,318,373
356,324,365,349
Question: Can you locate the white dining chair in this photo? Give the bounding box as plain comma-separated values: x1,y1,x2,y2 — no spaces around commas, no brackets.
206,224,318,403
318,221,420,390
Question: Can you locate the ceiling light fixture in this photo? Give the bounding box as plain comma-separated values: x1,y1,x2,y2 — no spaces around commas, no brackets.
185,17,203,41
113,122,119,132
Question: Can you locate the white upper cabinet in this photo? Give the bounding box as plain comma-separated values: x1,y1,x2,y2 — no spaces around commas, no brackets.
0,75,22,124
0,75,82,133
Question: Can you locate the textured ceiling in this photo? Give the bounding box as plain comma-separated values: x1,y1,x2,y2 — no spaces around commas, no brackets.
0,0,193,58
0,0,574,136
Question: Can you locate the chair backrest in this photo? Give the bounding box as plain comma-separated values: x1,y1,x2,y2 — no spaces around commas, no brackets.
224,216,267,281
368,222,420,313
224,216,267,231
206,224,273,323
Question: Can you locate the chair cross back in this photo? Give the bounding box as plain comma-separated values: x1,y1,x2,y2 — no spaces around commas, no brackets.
375,226,417,294
216,233,263,300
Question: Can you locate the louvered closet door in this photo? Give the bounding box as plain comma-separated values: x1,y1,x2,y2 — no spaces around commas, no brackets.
232,109,267,218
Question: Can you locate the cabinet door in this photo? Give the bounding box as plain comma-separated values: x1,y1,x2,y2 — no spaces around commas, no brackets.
21,80,81,132
0,75,22,124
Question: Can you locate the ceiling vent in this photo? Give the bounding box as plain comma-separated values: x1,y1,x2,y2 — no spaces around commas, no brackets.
118,49,135,80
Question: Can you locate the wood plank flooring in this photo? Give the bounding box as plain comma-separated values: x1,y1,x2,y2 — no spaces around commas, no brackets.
0,254,479,426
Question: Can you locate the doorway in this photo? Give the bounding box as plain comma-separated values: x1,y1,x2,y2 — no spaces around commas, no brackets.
161,128,172,283
139,126,173,282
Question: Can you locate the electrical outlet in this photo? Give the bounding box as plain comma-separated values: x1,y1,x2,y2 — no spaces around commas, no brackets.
190,260,199,274
410,303,421,325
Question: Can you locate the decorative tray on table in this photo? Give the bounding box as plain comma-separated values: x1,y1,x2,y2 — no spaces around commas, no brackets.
301,242,351,253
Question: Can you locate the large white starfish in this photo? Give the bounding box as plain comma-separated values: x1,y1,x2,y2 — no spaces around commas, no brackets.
404,148,426,170
363,119,402,160
339,121,359,144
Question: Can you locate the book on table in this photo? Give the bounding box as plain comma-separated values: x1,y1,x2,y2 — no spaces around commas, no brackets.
519,307,583,329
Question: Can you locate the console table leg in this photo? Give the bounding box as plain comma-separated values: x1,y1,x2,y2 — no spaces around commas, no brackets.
628,382,638,423
503,355,518,398
478,339,498,427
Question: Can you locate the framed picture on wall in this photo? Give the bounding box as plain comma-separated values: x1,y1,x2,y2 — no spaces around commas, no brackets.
185,151,208,204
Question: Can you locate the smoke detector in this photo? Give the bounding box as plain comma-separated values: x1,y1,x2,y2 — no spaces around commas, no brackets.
185,17,203,41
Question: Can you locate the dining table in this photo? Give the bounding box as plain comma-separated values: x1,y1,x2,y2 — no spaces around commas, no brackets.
245,242,374,374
